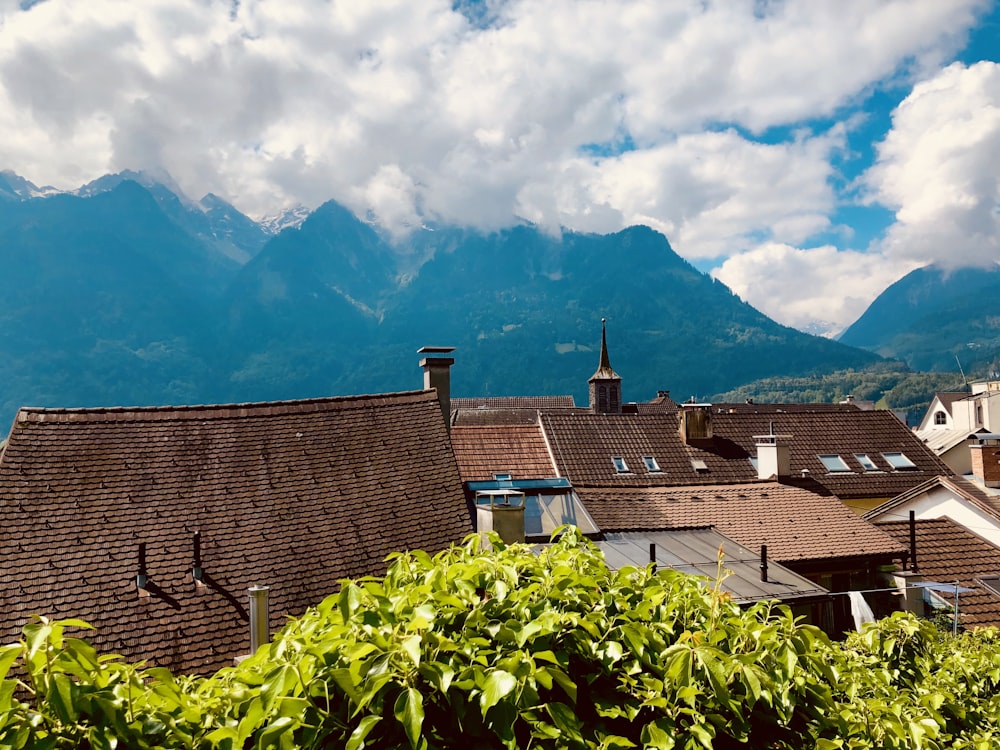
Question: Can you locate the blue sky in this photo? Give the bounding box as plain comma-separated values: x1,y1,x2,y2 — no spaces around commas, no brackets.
0,0,998,336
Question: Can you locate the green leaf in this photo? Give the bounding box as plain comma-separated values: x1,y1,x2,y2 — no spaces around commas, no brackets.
399,635,422,666
689,722,715,749
238,697,266,745
339,583,363,622
546,667,578,703
546,702,583,743
640,722,675,750
255,716,295,750
345,715,382,750
393,687,424,750
480,670,518,716
206,726,241,745
0,645,22,683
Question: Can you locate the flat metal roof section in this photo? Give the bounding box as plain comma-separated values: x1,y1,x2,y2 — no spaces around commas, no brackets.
467,477,572,491
597,528,829,604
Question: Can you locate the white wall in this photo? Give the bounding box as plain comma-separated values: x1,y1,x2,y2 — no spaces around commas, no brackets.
878,486,1000,549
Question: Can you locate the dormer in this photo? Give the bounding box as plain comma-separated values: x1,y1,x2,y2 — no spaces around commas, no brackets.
588,319,622,414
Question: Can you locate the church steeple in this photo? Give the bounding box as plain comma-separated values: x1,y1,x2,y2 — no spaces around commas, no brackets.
588,318,622,414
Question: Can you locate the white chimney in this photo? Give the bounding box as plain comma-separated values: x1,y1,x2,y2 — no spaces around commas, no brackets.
755,428,792,479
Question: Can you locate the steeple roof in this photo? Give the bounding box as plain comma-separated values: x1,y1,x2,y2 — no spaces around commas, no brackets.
589,318,621,382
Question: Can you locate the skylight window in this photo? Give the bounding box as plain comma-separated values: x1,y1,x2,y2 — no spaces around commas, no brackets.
642,456,662,473
691,459,709,473
612,456,630,473
854,454,878,472
883,452,918,471
818,454,851,473
492,473,512,481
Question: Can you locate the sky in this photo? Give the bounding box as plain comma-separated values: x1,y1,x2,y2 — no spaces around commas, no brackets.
0,0,998,337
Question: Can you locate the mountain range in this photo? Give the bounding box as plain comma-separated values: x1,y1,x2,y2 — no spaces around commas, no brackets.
0,168,981,421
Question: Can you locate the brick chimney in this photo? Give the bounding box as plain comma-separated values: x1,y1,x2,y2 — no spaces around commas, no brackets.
418,346,455,430
970,434,1000,488
679,403,713,443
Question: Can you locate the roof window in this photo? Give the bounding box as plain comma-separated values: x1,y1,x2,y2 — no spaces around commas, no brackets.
883,452,917,471
642,456,662,473
979,576,1000,598
612,456,630,473
691,459,709,473
492,472,512,481
818,454,851,473
854,454,878,472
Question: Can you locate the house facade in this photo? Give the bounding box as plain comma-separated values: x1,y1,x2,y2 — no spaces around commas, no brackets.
917,382,1000,474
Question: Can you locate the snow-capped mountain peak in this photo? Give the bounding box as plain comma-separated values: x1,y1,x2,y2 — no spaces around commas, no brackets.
259,204,311,235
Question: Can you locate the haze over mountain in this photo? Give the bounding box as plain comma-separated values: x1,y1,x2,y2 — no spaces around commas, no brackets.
0,171,895,420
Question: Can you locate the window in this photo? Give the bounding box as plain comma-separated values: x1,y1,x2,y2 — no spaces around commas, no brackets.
612,456,630,473
691,459,709,473
642,456,662,473
934,411,947,426
854,454,878,471
882,452,917,470
818,454,851,473
492,472,512,482
748,456,759,472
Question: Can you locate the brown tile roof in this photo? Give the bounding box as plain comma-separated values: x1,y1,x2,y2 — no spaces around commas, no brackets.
540,410,949,498
451,424,556,482
0,391,472,674
710,403,863,413
541,413,750,487
578,483,905,566
452,408,546,426
876,517,1000,629
453,396,576,409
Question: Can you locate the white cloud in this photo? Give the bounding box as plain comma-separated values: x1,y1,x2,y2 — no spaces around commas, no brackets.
514,129,840,259
712,243,921,336
863,60,1000,269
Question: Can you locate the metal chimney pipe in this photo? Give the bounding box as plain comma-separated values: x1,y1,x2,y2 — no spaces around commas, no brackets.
760,544,768,582
909,510,918,572
249,585,270,653
192,531,204,583
649,543,657,573
136,542,148,590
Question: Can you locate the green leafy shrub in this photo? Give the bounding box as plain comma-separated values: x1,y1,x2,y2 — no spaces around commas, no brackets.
3,530,1000,749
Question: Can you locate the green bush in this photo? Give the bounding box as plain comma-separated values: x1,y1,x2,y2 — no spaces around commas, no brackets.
2,530,1000,748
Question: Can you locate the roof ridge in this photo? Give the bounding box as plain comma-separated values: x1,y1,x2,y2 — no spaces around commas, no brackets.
15,390,436,423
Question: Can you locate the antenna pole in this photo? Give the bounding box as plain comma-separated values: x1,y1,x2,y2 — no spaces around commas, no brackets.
956,354,968,387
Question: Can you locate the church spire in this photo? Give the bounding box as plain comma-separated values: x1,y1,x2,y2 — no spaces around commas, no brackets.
589,318,622,413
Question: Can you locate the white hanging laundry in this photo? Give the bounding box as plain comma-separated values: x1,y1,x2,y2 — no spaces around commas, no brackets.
848,590,876,631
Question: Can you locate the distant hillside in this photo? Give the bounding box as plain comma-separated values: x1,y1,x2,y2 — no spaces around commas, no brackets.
711,362,967,423
839,264,1000,376
0,173,884,420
